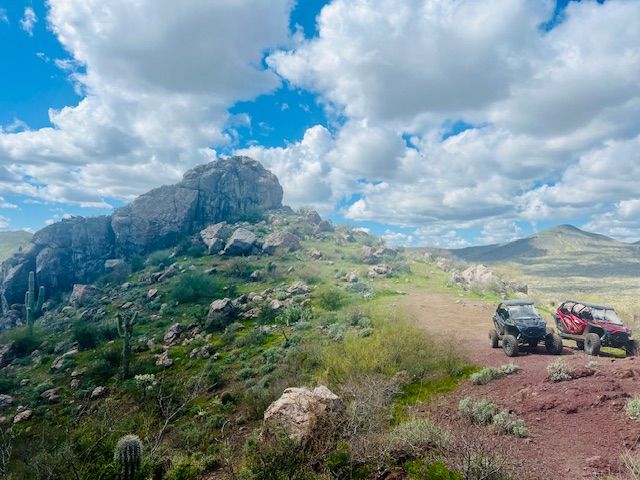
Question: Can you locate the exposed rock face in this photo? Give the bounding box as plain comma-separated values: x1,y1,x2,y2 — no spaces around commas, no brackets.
262,385,344,446
69,284,99,307
0,157,283,319
223,228,258,256
262,231,301,254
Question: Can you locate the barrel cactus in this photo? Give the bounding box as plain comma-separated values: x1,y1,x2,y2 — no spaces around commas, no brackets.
114,434,142,480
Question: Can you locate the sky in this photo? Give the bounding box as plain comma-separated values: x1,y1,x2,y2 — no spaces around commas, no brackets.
1,0,639,247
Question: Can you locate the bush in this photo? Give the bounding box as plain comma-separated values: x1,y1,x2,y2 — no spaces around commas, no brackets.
492,410,528,438
3,327,42,358
146,249,173,269
72,322,100,350
470,364,519,385
276,305,312,326
387,418,449,457
241,431,311,480
626,398,640,420
171,273,225,304
316,286,348,311
459,397,527,438
547,358,571,382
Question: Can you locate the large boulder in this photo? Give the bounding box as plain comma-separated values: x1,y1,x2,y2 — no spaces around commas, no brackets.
262,385,344,446
451,264,527,295
223,228,258,256
262,231,301,254
206,298,234,330
69,284,99,307
200,222,232,254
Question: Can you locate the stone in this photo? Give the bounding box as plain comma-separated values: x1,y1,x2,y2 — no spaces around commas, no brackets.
104,258,128,272
157,263,179,282
262,385,344,446
316,220,334,233
163,323,183,346
368,264,392,278
200,222,231,254
156,350,173,368
0,394,14,410
40,388,60,403
449,264,527,295
345,271,359,283
70,379,80,389
310,249,323,260
207,298,235,330
51,348,78,371
69,284,98,307
13,409,32,424
287,282,311,296
361,246,397,264
304,210,322,225
0,343,15,369
223,228,257,256
262,231,301,254
250,270,264,281
91,386,107,399
147,288,158,300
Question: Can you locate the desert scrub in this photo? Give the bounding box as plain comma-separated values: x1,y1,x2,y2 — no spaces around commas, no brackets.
459,397,528,437
386,418,449,456
586,360,599,369
547,358,571,382
626,397,640,420
470,363,520,385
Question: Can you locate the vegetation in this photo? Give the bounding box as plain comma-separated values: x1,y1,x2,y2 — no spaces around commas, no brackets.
626,398,640,420
24,271,45,335
470,364,520,385
114,435,143,480
459,397,528,438
546,358,571,382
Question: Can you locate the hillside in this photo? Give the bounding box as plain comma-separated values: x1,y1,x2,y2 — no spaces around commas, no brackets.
0,231,32,262
450,225,640,303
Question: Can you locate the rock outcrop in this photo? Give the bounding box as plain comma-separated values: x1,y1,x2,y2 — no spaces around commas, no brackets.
0,157,283,319
451,264,528,296
262,231,301,254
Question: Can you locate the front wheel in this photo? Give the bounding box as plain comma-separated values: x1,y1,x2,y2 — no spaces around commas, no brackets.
626,339,638,357
584,333,601,356
545,333,563,355
576,340,584,350
489,330,499,348
502,335,519,357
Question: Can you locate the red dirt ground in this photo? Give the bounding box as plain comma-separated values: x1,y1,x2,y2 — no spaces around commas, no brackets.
399,290,640,479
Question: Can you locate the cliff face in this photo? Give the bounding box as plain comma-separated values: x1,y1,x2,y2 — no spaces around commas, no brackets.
0,157,283,316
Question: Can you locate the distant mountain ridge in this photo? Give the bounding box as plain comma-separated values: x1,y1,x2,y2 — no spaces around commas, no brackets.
0,231,32,262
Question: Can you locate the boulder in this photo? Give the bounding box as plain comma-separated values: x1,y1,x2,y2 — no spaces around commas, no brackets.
361,246,397,264
450,264,527,295
262,231,301,254
304,210,322,225
0,394,14,410
287,282,311,296
200,222,231,254
13,409,32,424
155,350,173,368
207,298,234,330
51,348,78,371
69,284,98,307
91,386,107,399
368,264,392,278
104,259,128,272
40,388,60,404
310,250,323,260
0,343,15,369
147,288,158,300
163,323,183,347
262,385,344,446
316,220,334,233
345,272,359,283
223,228,257,256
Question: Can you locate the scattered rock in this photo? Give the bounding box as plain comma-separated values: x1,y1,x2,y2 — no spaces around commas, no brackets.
250,270,264,282
345,271,359,283
51,348,78,371
304,210,322,225
91,386,107,399
223,228,258,256
40,388,60,404
13,409,32,424
451,264,527,295
316,220,334,233
287,282,311,296
156,350,173,368
200,222,231,254
310,249,323,260
70,379,80,389
368,264,392,278
0,343,15,369
0,394,14,410
361,246,397,264
69,284,98,307
262,385,345,446
163,323,183,347
147,288,158,300
207,298,235,329
262,231,301,254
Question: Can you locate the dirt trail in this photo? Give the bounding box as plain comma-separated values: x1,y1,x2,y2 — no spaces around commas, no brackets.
399,289,640,479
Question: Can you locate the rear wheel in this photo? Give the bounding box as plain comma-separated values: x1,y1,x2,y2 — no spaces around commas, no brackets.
502,335,519,357
545,333,563,355
584,333,601,356
489,330,499,349
576,340,584,350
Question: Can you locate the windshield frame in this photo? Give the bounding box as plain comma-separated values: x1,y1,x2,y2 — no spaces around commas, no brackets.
506,304,539,319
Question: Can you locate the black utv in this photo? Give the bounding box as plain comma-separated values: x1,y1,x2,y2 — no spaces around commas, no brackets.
489,300,563,357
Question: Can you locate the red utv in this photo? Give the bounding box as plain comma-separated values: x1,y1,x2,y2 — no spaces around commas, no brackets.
554,300,637,356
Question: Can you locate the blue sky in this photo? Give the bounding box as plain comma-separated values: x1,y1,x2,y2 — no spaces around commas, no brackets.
1,0,639,246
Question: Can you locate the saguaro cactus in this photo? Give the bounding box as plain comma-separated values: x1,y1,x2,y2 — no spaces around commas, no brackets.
24,271,45,334
114,434,143,480
116,311,137,379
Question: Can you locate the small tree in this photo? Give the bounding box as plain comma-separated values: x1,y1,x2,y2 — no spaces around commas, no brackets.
116,311,137,379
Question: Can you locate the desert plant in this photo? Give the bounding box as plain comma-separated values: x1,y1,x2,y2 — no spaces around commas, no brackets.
116,311,138,379
470,364,520,385
72,322,100,350
586,360,599,369
24,271,45,335
114,434,142,480
547,358,571,382
626,398,640,420
316,286,348,311
492,410,528,438
459,397,498,425
387,418,449,457
171,272,225,304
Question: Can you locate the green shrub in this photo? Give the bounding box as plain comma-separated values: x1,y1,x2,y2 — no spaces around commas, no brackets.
276,305,312,326
146,249,173,269
626,397,640,420
166,453,218,480
3,326,42,358
547,358,571,382
241,431,311,480
171,273,225,304
470,364,519,385
492,409,528,438
459,397,528,437
0,373,18,394
387,418,449,457
72,322,100,350
316,286,348,311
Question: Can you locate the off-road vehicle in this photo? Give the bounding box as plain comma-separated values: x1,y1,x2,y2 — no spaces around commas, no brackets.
489,300,563,357
554,300,637,356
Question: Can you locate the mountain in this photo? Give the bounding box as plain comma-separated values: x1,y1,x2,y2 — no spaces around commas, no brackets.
451,224,640,298
0,231,32,262
0,156,282,312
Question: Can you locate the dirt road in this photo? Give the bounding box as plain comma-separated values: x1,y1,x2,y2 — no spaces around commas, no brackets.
399,289,640,479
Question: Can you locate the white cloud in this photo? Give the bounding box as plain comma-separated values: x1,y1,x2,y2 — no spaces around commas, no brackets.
1,0,293,205
0,9,8,24
0,197,17,209
20,7,37,35
0,215,9,229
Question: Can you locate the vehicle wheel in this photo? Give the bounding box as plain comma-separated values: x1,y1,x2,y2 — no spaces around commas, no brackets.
576,340,584,350
489,330,499,349
545,333,563,355
584,333,601,356
625,339,638,357
502,335,519,357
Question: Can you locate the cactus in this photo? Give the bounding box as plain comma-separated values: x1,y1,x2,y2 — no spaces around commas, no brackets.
114,434,142,480
24,271,45,335
116,311,137,379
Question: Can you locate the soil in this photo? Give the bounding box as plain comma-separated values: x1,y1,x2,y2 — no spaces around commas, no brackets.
399,289,640,480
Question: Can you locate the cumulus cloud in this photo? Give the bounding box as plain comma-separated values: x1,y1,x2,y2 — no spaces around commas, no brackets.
255,0,640,245
20,7,37,35
1,0,292,205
